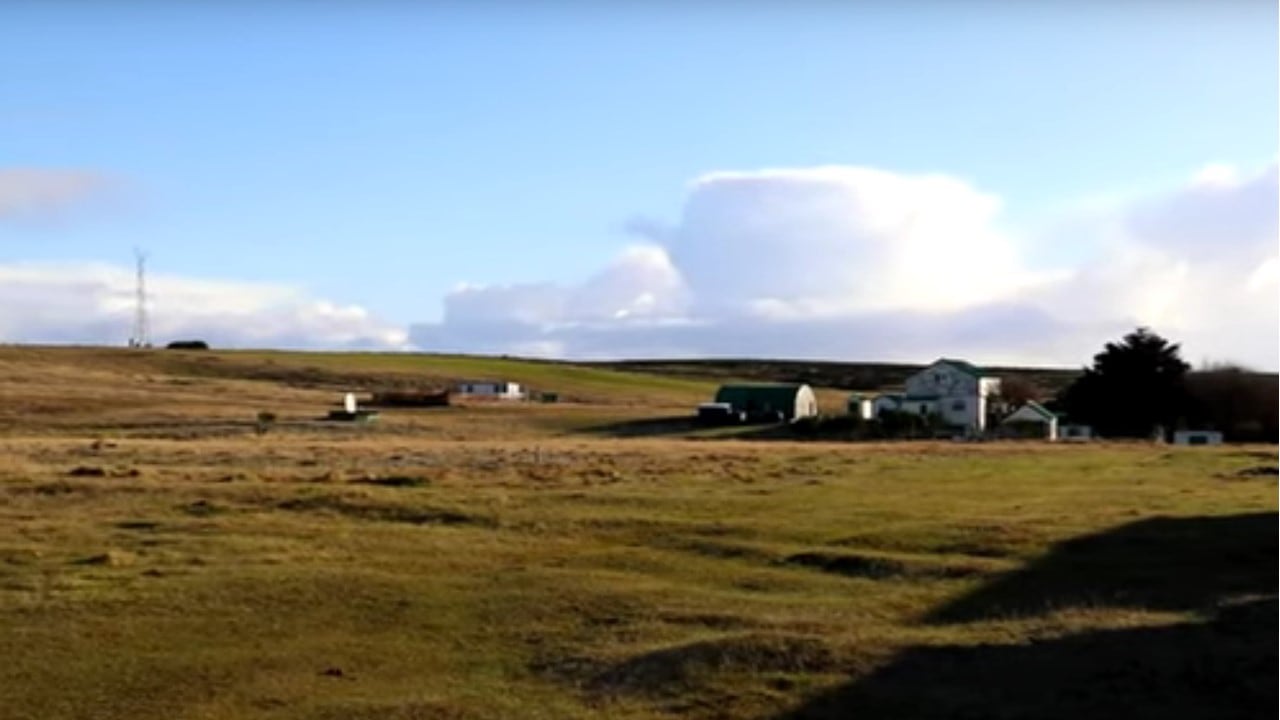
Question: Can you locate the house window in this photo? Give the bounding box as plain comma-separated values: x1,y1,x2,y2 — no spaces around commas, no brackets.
951,400,965,412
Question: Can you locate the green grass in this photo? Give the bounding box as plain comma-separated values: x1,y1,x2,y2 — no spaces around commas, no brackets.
0,347,1273,718
1,436,1274,719
106,347,718,406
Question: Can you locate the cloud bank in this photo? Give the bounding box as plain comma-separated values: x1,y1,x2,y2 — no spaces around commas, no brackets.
1,162,1273,366
411,162,1278,368
0,262,408,350
0,168,114,222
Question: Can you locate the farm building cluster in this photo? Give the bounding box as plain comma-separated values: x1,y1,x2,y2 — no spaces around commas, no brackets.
700,358,1091,441
322,358,1224,444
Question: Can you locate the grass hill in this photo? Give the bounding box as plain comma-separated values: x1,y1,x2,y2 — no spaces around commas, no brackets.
0,343,1274,719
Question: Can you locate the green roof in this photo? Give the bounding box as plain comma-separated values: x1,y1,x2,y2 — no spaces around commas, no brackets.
714,383,807,410
936,358,988,378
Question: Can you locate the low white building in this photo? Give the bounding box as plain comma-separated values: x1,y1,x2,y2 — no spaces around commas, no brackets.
1000,401,1059,440
455,380,525,400
874,359,1001,434
1173,430,1223,446
847,394,874,420
1058,424,1094,442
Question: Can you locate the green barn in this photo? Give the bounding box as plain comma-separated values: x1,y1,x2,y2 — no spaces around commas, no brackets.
713,383,818,422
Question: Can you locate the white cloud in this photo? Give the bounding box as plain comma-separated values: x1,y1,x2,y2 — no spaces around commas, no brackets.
411,162,1279,369
0,168,113,221
665,166,1029,317
5,161,1273,368
0,261,409,350
569,244,688,320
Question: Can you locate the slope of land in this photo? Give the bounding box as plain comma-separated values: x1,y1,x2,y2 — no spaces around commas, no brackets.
0,346,1274,719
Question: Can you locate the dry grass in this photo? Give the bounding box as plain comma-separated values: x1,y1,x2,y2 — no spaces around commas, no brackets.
0,347,1274,719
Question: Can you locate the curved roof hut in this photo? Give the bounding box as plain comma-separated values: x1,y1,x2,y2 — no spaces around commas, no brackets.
713,383,818,422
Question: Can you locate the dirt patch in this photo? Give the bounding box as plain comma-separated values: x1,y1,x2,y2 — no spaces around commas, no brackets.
784,551,990,580
66,465,141,478
1234,466,1278,478
590,633,838,697
29,481,80,496
116,520,161,531
276,494,488,527
182,499,224,517
656,611,761,631
675,538,774,562
67,465,107,477
308,700,475,720
74,549,136,567
352,475,430,488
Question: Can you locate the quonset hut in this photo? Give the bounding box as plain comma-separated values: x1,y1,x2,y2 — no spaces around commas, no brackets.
713,383,818,422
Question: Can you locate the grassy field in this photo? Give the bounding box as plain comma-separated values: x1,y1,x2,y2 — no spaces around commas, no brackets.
0,347,1274,719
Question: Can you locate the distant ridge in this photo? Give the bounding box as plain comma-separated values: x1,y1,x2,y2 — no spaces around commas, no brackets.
586,358,1084,394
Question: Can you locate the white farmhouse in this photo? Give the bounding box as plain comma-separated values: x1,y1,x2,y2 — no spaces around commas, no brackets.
874,359,1001,434
455,380,525,400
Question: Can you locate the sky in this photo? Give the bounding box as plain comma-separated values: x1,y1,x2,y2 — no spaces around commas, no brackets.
2,1,1277,369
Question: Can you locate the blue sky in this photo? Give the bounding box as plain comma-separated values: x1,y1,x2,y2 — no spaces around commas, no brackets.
1,2,1277,366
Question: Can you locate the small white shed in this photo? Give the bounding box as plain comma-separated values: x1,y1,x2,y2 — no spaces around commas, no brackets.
847,394,874,420
1000,401,1059,440
1173,430,1223,446
455,380,525,400
1058,424,1094,442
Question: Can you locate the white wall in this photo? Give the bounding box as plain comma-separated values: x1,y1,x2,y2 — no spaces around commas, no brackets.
848,397,873,420
873,395,901,416
1173,430,1223,445
1001,405,1058,440
903,361,999,431
456,381,524,399
793,385,818,419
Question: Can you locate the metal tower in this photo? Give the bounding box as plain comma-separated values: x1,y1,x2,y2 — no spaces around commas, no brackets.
129,248,151,348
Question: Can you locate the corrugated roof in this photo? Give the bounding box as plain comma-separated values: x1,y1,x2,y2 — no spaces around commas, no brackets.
714,383,807,410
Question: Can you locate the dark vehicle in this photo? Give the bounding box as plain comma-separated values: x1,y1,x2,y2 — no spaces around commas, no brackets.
697,402,746,425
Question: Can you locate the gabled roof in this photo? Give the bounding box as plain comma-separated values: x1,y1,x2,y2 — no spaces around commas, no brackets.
934,358,989,378
1007,400,1057,422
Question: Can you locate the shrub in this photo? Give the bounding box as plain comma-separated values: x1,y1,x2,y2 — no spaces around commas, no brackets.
255,411,277,435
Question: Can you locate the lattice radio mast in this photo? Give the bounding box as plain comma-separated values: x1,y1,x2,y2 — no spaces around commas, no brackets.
129,248,151,348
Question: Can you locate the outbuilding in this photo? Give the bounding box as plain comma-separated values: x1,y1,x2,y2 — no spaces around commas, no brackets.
1058,423,1094,442
999,401,1059,440
455,380,525,400
847,393,874,420
1173,430,1223,446
713,383,818,422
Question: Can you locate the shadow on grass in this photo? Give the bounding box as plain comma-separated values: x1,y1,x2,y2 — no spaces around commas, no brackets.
928,512,1277,623
578,415,708,438
779,512,1278,720
579,417,807,442
782,598,1276,720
